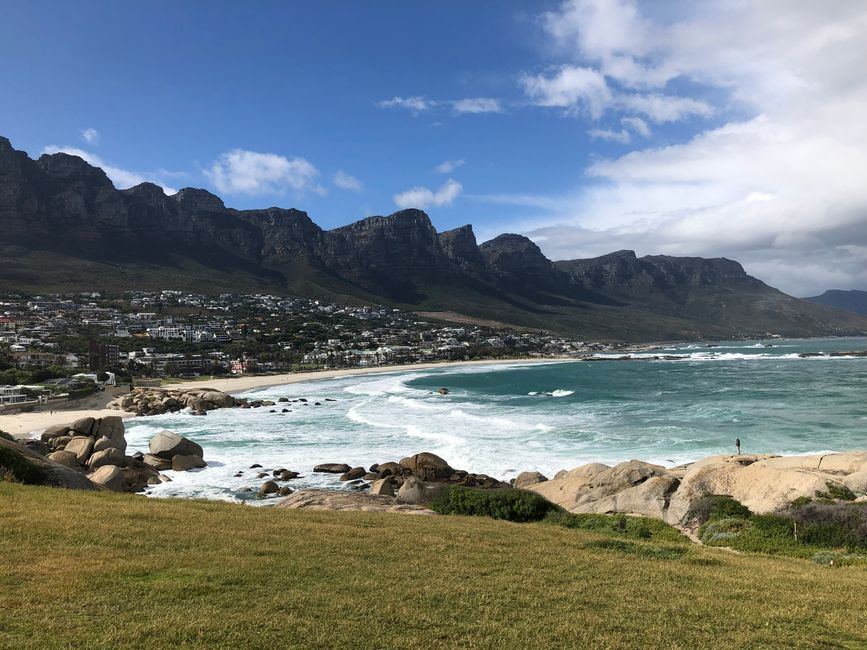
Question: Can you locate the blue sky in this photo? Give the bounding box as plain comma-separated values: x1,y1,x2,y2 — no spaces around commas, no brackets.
2,1,867,295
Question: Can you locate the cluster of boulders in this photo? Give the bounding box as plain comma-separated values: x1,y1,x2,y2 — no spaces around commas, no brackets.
107,387,336,417
35,416,163,492
22,417,207,493
311,452,509,503
144,430,207,472
234,464,301,499
525,452,867,526
107,387,238,416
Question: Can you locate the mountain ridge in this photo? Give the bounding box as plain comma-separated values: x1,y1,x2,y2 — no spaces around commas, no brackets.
2,135,866,341
803,289,867,316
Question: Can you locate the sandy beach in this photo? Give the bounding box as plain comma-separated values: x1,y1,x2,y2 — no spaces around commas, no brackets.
0,357,568,438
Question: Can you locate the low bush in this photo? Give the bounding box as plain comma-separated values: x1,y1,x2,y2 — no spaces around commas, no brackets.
788,502,867,550
430,487,562,522
545,511,687,543
0,446,45,485
815,481,856,502
686,495,752,524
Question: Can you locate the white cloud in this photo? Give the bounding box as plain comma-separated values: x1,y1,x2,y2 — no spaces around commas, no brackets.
618,93,713,123
394,178,463,210
378,96,431,113
451,97,502,114
587,128,630,144
41,145,177,194
380,96,504,116
497,1,867,296
80,128,99,145
205,149,325,197
333,170,362,191
435,159,465,174
520,66,611,118
621,116,650,137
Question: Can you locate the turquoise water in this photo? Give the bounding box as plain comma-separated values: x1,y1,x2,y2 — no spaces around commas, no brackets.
125,337,867,502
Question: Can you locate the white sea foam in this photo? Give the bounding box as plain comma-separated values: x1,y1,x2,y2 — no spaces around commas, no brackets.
119,346,867,503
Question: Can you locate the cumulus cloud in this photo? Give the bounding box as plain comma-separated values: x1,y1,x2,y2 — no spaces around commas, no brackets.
80,128,99,145
451,97,502,114
520,66,611,118
206,149,325,197
333,170,362,191
394,178,463,209
435,159,465,174
41,145,177,194
499,0,867,296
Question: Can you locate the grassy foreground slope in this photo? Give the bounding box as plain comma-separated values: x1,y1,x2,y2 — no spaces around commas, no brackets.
1,485,865,649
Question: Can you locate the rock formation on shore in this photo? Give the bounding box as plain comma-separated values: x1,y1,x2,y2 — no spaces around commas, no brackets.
526,452,867,525
0,418,208,493
107,387,239,416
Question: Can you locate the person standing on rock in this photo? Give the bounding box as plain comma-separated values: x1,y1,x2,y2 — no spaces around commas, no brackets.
735,437,741,454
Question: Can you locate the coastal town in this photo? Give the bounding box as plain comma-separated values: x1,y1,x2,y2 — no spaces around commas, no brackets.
0,290,609,410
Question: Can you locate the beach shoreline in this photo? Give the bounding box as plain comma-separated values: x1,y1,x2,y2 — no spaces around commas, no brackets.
0,356,572,438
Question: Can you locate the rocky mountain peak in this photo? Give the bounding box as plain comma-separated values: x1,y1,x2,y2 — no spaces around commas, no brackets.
36,151,112,186
173,187,225,213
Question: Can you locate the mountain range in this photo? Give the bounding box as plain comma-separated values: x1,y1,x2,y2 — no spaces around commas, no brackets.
1,135,865,341
803,290,867,316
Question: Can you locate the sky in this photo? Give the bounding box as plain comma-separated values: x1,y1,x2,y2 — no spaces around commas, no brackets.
2,0,866,297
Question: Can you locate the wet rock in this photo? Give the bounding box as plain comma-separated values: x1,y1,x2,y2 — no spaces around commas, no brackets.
172,454,206,471
314,463,351,474
143,454,172,471
148,430,203,460
258,480,279,496
399,452,454,481
340,467,367,481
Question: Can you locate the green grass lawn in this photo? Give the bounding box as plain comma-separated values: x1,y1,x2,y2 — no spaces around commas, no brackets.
1,483,865,649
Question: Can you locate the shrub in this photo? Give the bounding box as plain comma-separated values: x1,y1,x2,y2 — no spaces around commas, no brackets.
788,503,867,550
544,511,686,543
815,482,856,502
699,517,749,545
430,487,562,523
0,446,45,485
686,495,752,524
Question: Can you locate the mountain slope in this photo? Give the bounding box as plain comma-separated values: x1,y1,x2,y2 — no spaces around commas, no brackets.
803,290,867,315
2,135,865,340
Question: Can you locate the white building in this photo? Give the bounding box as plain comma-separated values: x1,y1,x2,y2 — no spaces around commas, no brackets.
0,385,28,405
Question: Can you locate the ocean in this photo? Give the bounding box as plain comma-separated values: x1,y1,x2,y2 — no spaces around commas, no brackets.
125,337,867,502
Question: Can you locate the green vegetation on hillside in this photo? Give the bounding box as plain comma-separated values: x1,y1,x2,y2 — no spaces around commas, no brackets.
697,495,867,564
1,484,866,649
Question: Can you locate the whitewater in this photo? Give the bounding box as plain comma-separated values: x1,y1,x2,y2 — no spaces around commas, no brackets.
125,337,867,502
